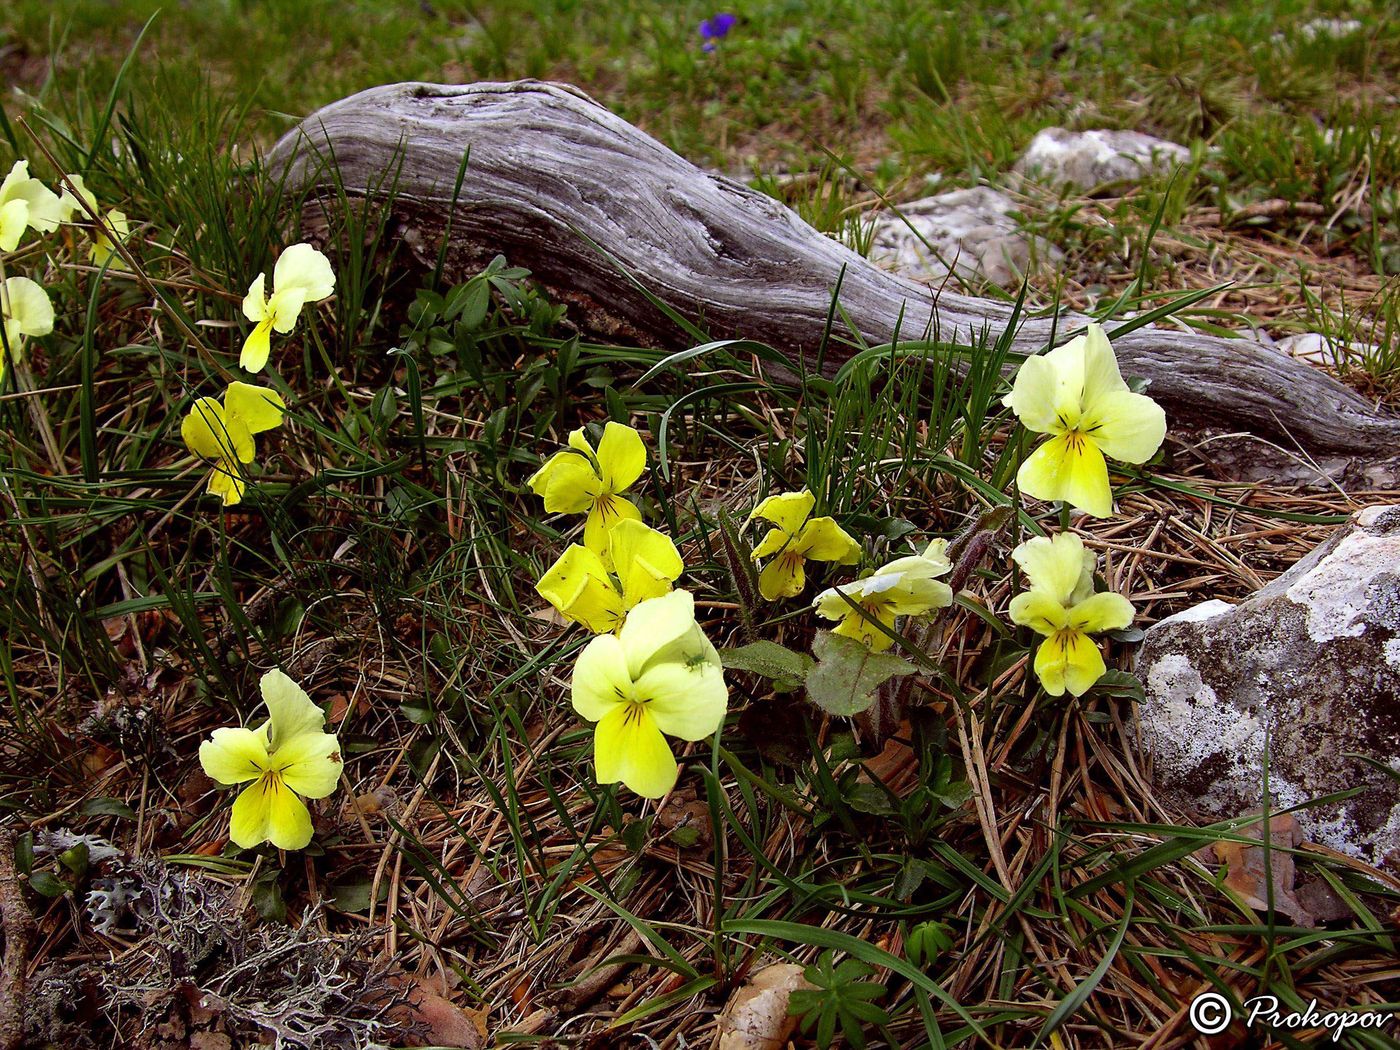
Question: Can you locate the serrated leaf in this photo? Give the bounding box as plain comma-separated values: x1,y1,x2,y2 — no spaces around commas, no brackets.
805,632,916,716
721,641,813,689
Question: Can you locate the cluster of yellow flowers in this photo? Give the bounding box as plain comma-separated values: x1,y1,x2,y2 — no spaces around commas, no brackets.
529,422,730,798
0,161,128,386
178,242,335,506
524,322,1163,802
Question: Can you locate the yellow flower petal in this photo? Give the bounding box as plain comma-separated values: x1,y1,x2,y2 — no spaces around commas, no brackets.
830,602,899,651
1008,589,1069,636
593,702,679,799
1081,388,1166,465
206,462,247,506
1068,591,1135,634
267,286,309,335
1033,630,1107,698
582,492,641,559
751,526,791,561
241,273,269,323
182,397,253,465
1002,352,1069,433
225,381,287,436
528,448,601,514
538,545,625,634
594,421,646,494
230,774,314,850
199,727,271,785
610,520,683,608
748,490,815,534
1,276,54,338
632,653,727,740
259,669,325,748
0,199,27,253
1011,533,1088,605
273,731,343,800
617,590,700,676
240,318,275,372
273,243,336,303
571,632,632,722
758,550,807,600
794,517,861,563
0,160,64,234
1016,432,1113,517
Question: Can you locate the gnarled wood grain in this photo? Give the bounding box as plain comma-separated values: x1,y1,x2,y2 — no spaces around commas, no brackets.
269,80,1399,454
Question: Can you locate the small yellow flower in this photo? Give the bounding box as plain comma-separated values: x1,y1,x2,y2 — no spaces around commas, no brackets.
813,539,954,650
56,175,131,269
0,161,65,252
0,277,54,385
749,489,861,601
239,243,336,371
528,421,646,560
571,590,728,798
1008,532,1134,697
199,669,342,851
537,519,684,635
180,381,287,506
1003,323,1166,518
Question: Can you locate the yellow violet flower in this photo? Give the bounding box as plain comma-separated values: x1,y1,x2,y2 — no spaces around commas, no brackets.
199,669,342,851
537,519,684,635
749,489,861,601
813,539,954,651
571,589,728,798
1008,532,1134,697
0,161,66,252
528,421,646,560
180,381,287,506
0,276,54,385
1003,323,1165,518
59,174,131,270
239,243,336,371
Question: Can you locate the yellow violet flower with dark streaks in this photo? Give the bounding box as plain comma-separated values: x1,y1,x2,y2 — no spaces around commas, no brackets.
1008,532,1134,697
749,489,861,600
199,669,342,851
537,519,684,635
571,590,727,798
1003,323,1165,518
528,421,646,561
180,381,286,506
813,539,954,651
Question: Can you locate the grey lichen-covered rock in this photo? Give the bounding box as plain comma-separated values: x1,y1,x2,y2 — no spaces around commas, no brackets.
868,187,1063,288
1015,128,1191,191
1137,505,1400,868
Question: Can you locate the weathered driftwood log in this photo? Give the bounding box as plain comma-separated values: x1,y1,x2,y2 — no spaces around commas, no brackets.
268,80,1400,454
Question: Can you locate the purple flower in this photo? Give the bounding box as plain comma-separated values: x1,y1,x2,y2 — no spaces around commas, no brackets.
699,12,738,49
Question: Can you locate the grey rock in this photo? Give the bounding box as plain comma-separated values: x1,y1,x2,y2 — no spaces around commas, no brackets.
1272,331,1381,367
1015,127,1191,190
868,186,1063,288
1137,505,1400,868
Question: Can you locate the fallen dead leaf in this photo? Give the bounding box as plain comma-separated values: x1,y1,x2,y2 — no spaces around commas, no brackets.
387,976,487,1049
1205,812,1314,926
716,962,814,1050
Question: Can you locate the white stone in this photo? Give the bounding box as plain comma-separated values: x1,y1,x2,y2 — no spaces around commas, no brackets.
1015,128,1191,191
1137,505,1400,869
868,186,1063,288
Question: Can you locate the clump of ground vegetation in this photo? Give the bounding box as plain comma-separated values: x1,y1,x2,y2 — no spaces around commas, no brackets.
1,2,1398,1048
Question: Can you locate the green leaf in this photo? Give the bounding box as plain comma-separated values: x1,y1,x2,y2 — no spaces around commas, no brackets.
81,797,137,820
721,641,814,691
846,783,896,816
27,871,67,898
805,632,916,716
906,920,955,967
329,877,387,914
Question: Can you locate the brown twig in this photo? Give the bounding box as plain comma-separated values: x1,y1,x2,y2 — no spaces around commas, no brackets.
0,828,33,1050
